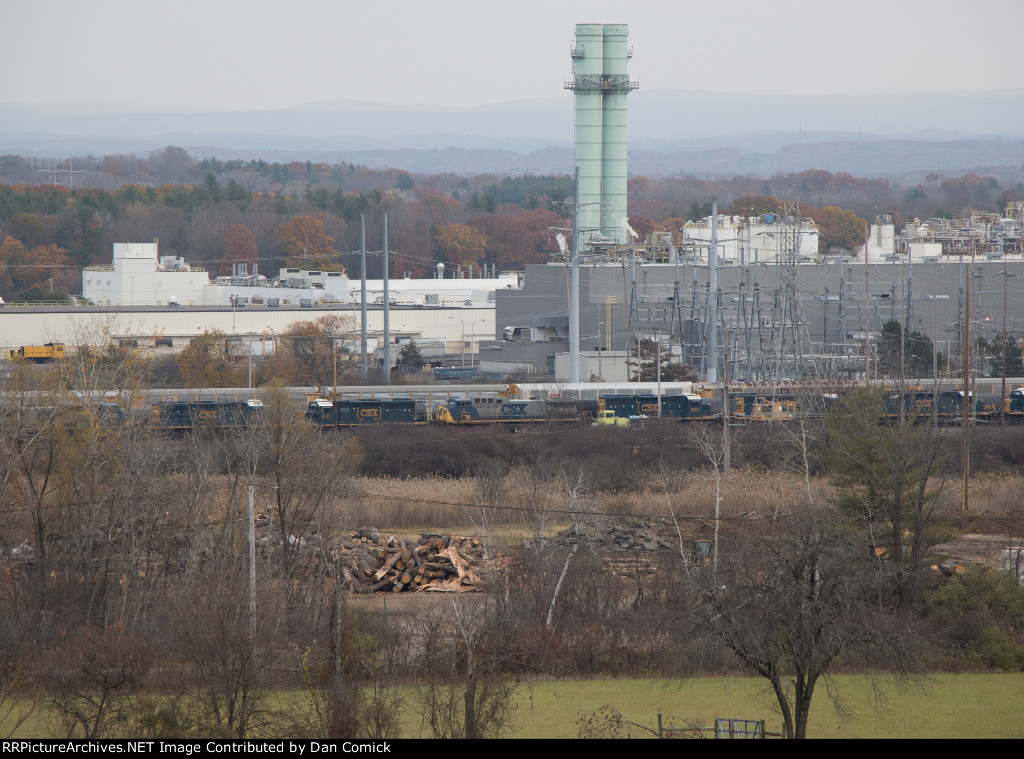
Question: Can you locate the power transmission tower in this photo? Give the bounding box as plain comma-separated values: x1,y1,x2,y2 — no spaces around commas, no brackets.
774,198,807,378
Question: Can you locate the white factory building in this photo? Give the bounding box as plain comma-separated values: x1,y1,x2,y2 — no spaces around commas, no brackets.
82,242,520,308
680,215,820,264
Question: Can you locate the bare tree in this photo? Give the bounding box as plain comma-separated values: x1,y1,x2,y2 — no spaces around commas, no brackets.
167,555,287,738
47,627,152,738
683,504,917,739
416,594,518,740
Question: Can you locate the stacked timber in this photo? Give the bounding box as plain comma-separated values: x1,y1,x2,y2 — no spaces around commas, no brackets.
335,530,486,594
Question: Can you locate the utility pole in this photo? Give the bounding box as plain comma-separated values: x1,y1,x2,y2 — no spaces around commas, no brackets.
723,321,731,480
707,203,720,382
962,242,972,512
383,215,391,385
656,327,662,418
933,262,939,429
248,475,256,641
360,214,368,381
1001,268,1017,417
864,223,871,381
569,168,581,384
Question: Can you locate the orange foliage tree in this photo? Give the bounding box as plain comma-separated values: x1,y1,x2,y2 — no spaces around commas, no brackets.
434,224,488,268
265,315,359,388
724,195,782,217
21,244,75,294
275,214,341,271
467,208,565,269
175,329,249,388
0,236,22,294
807,206,867,252
221,224,258,275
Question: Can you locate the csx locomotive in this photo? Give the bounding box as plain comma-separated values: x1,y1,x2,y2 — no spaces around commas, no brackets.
139,384,1024,432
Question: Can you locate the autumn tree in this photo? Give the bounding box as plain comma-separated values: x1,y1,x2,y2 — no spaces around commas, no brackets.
467,208,564,269
0,236,22,294
175,330,249,388
265,315,358,388
275,214,341,271
254,388,364,575
221,224,258,275
4,243,75,295
6,212,45,247
811,205,867,252
434,224,487,268
724,195,781,217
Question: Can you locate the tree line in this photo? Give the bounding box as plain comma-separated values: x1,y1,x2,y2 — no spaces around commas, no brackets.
1,148,1022,301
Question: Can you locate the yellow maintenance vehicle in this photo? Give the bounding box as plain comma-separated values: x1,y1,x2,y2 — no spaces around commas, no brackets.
594,409,630,427
7,343,66,363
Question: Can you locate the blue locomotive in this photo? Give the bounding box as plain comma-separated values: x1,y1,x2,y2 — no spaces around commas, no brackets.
306,398,417,427
152,399,263,430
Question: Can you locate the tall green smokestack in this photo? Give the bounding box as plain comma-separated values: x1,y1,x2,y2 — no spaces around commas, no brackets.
565,24,637,243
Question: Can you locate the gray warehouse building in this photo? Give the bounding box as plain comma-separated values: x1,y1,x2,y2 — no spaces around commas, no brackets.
483,257,1024,382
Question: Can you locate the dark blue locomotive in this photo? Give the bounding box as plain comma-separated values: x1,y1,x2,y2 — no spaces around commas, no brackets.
881,389,1004,423
305,398,417,427
600,393,718,420
152,399,263,430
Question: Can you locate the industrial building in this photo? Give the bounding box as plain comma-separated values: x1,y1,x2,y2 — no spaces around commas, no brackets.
82,242,518,308
482,250,1024,382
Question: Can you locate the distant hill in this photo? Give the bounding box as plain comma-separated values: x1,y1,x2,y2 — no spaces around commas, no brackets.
2,89,1022,178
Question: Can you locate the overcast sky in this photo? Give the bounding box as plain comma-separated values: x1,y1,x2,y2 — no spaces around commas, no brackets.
2,0,1022,111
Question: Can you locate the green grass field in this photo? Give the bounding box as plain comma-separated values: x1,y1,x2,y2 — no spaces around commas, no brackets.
501,674,1024,739
14,673,1024,739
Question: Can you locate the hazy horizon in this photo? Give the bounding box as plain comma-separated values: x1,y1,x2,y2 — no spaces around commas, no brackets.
3,0,1022,112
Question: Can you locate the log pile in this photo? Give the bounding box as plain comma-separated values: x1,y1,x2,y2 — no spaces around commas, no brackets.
336,530,486,594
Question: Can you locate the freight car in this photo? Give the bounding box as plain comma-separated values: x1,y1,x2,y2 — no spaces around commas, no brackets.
152,399,263,431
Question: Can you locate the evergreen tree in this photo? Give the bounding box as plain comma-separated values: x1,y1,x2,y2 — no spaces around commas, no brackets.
877,320,935,378
975,332,1023,378
398,340,425,370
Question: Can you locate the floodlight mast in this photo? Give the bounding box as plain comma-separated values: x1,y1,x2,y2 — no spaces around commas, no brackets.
707,202,720,382
570,170,581,383
563,174,608,385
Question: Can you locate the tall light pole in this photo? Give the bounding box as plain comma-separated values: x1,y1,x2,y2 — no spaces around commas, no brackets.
360,214,368,380
1000,267,1019,416
569,169,581,384
706,202,720,382
655,327,662,417
554,186,603,385
382,215,391,384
